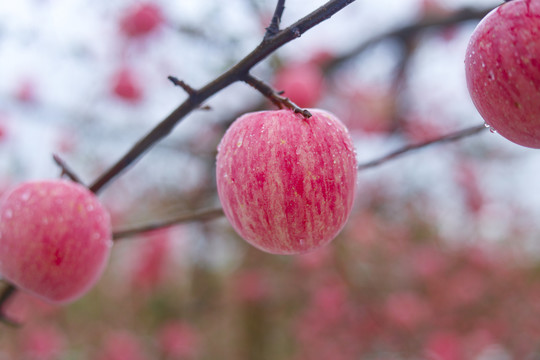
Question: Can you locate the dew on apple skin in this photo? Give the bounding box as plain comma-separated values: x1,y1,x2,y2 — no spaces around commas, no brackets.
20,191,31,201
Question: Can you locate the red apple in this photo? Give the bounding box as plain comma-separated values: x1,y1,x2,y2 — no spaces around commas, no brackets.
111,67,143,102
96,331,149,360
465,0,540,148
129,229,171,292
19,324,66,360
157,321,200,359
119,3,163,38
273,62,325,108
336,87,394,135
216,109,357,254
0,180,112,304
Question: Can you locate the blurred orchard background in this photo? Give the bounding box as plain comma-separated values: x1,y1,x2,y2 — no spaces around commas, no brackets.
2,0,540,359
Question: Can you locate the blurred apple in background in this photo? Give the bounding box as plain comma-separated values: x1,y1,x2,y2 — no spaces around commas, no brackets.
273,61,325,108
119,2,164,39
111,67,144,102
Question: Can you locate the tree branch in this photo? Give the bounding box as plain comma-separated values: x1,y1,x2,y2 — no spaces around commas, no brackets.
113,207,224,240
168,76,198,97
88,0,356,194
357,124,487,171
242,73,312,117
325,7,493,72
265,0,286,39
53,154,85,185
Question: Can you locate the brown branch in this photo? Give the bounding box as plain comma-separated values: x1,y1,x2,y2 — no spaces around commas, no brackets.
265,0,286,39
113,207,224,240
357,124,487,171
242,73,312,117
88,0,356,194
325,7,493,72
168,76,198,96
53,154,84,185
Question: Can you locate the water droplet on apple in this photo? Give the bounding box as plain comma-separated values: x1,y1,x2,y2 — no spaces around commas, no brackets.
20,192,31,201
484,122,497,134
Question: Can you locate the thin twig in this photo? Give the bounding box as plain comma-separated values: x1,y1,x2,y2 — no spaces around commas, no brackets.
265,0,286,39
168,76,198,96
357,124,487,171
53,154,85,185
242,73,312,117
325,7,492,73
88,0,356,194
113,207,225,240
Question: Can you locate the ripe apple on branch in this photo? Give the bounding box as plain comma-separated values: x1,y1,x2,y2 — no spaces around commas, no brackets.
0,0,519,330
465,0,540,148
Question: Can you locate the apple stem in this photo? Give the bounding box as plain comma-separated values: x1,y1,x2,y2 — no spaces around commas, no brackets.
0,283,21,328
53,154,85,185
242,73,312,118
264,0,286,40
